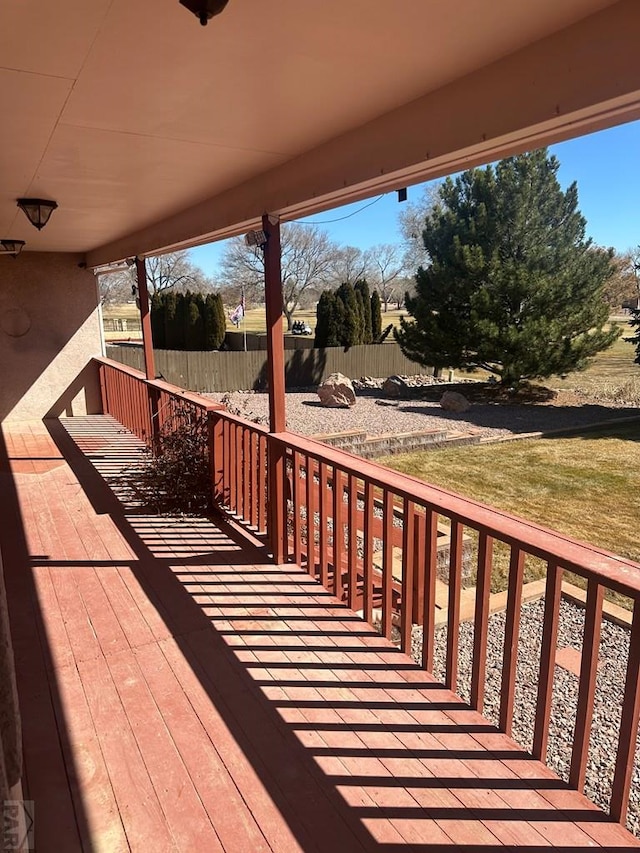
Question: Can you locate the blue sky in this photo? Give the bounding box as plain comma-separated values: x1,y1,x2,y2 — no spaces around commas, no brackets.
190,120,640,276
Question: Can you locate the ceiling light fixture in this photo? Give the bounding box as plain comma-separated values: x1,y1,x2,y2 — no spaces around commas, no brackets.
179,0,229,26
16,198,58,230
0,240,26,257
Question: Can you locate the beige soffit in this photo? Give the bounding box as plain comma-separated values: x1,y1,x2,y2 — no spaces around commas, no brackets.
1,0,636,262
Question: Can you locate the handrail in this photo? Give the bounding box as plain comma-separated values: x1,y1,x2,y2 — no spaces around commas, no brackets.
271,429,640,599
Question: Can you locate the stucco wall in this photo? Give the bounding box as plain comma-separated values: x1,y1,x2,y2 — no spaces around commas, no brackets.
0,253,103,422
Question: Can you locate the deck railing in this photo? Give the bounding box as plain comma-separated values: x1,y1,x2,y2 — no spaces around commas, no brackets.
95,356,640,825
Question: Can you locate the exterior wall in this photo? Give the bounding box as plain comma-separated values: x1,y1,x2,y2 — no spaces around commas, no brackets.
0,253,103,422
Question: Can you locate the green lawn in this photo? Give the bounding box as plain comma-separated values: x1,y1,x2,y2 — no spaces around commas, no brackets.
379,422,640,597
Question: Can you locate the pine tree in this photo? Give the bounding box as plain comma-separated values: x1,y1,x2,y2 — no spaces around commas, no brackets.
151,292,166,348
371,290,382,342
395,149,618,385
355,279,372,343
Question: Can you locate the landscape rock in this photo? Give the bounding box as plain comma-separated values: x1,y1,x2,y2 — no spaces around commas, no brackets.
439,390,471,412
383,374,438,398
317,373,356,408
382,375,406,398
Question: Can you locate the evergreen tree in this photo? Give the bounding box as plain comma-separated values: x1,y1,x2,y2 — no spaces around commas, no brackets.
174,292,187,350
354,279,372,343
186,293,205,350
335,282,361,347
216,294,227,346
371,290,382,341
204,293,225,350
164,291,178,349
395,149,618,385
151,292,166,348
315,291,337,347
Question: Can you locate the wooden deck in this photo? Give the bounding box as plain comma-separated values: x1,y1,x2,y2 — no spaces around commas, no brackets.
0,415,637,851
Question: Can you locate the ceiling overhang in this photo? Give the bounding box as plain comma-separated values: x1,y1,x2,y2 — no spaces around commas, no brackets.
1,0,638,266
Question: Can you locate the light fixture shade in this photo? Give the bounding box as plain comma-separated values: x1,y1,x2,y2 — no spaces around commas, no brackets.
0,239,26,257
16,198,58,230
179,0,229,26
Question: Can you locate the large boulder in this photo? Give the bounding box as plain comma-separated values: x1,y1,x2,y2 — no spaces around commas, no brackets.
439,390,471,413
317,373,356,408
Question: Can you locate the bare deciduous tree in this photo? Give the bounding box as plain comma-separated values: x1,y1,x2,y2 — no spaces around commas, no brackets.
398,182,441,273
602,249,639,309
97,250,213,304
218,223,338,329
327,245,371,287
367,243,405,311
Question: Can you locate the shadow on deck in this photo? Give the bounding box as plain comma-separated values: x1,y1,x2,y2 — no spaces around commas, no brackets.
0,415,636,851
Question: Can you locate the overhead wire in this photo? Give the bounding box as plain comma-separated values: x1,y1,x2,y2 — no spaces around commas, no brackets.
291,194,387,225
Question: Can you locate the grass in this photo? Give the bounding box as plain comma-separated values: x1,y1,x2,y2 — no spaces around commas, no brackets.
379,423,640,598
238,306,409,335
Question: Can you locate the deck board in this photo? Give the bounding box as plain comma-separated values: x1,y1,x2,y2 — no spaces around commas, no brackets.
0,415,638,851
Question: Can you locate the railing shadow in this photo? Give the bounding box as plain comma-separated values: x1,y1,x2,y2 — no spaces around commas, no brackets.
4,414,632,850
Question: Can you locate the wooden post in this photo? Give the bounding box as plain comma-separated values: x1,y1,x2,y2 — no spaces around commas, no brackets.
135,256,160,444
263,214,287,563
135,256,156,381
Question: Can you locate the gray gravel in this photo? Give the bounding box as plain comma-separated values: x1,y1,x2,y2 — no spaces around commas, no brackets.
411,598,640,837
206,384,639,441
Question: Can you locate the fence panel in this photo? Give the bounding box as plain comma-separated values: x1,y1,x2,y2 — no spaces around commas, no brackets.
106,342,433,392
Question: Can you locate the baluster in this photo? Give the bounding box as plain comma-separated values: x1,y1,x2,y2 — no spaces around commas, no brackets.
305,455,316,575
610,602,640,822
445,518,463,691
319,462,329,588
250,431,258,528
363,481,374,623
258,434,267,533
533,562,562,761
347,475,358,610
292,451,302,566
569,578,603,792
422,507,438,672
333,468,344,598
400,499,416,654
382,490,394,639
499,547,525,735
471,531,493,712
243,428,250,523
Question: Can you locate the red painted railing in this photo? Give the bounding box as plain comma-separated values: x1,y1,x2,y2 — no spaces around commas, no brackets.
95,356,640,825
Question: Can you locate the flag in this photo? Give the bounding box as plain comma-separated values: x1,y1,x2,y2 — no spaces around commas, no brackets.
229,291,245,327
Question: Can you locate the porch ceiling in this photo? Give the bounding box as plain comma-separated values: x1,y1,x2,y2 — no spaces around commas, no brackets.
1,0,639,264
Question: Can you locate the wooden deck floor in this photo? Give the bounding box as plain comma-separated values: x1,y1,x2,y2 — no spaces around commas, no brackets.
0,415,638,851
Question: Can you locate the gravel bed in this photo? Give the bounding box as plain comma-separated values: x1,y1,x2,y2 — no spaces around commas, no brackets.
410,598,640,836
205,384,638,442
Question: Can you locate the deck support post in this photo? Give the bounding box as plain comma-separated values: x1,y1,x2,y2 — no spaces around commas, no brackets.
135,256,156,381
263,214,287,564
135,256,160,443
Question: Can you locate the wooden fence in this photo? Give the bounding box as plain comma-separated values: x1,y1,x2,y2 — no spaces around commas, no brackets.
105,343,434,392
